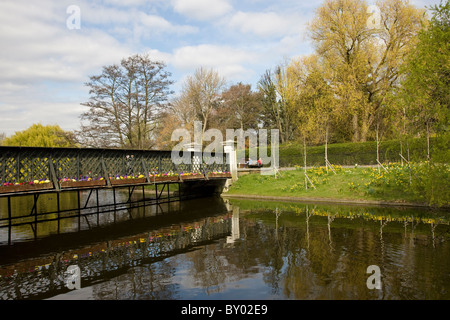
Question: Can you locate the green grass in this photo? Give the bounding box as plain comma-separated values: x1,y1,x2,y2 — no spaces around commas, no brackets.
227,163,450,207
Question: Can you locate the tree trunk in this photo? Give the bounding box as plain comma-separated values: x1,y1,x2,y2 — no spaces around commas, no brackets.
360,115,370,142
376,124,380,174
426,121,430,161
352,113,360,142
304,137,307,190
325,124,328,174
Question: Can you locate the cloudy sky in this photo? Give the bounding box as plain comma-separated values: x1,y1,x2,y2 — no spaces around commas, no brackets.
0,0,438,137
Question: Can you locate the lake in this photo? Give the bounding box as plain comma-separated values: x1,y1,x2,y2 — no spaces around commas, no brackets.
0,193,449,300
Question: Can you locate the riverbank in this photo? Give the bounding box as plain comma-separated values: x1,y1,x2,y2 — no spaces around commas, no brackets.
222,193,438,209
223,164,450,209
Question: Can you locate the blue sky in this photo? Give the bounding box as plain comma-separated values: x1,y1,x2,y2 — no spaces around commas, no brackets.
0,0,439,137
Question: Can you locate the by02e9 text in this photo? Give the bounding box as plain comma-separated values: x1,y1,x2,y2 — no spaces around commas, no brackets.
225,304,268,315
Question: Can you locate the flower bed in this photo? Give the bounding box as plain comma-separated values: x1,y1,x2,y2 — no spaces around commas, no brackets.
60,178,106,188
149,172,179,183
0,170,219,193
109,175,147,185
152,175,179,183
0,181,54,194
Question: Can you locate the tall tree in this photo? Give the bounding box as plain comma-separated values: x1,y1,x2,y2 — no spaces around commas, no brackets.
288,55,336,169
273,63,300,143
182,67,226,139
218,82,262,132
257,67,296,143
78,53,173,149
258,70,282,134
397,0,449,160
309,0,425,142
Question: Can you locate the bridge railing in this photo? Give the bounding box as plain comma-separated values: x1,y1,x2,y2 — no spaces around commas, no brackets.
0,146,230,193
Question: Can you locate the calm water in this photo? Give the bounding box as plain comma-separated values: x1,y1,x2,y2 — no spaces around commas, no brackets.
0,193,449,300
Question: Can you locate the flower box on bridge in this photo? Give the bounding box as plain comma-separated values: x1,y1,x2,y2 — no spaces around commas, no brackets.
60,179,106,188
207,173,232,179
0,182,54,194
180,173,205,181
152,175,179,183
110,177,147,186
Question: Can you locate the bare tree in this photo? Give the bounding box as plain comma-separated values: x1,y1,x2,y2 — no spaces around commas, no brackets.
183,67,226,138
153,93,197,150
78,53,173,149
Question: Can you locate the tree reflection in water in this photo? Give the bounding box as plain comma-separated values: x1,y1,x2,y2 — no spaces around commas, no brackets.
1,197,449,300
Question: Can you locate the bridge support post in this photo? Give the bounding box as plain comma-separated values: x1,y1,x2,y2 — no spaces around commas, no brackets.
101,159,111,187
49,157,60,191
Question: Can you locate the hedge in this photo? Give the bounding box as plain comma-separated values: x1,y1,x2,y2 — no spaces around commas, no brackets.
252,136,447,167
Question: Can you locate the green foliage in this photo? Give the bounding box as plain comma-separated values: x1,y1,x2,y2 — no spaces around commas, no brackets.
248,0,447,148
228,162,449,207
2,124,77,148
276,137,443,167
355,162,450,207
397,1,450,142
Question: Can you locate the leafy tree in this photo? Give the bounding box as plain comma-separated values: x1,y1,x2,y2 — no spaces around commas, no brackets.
257,67,296,144
288,54,337,172
2,124,77,147
397,0,449,161
217,83,262,132
258,70,282,133
273,62,300,143
308,0,425,142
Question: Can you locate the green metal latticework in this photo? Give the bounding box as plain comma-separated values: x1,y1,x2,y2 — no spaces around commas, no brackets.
0,146,229,192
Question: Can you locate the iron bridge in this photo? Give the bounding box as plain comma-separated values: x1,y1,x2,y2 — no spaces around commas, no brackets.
0,146,231,245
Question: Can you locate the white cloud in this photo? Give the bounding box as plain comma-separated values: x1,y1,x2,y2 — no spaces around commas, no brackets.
0,0,322,137
0,1,132,83
144,48,173,64
103,0,149,6
171,44,256,80
139,12,198,35
171,0,233,20
1,99,85,135
80,3,134,26
228,10,307,38
0,29,129,84
0,0,134,136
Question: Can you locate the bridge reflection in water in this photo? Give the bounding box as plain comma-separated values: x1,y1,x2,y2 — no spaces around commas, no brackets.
0,146,231,245
0,196,236,300
1,197,450,300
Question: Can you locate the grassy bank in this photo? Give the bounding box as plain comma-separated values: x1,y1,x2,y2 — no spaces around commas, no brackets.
225,163,450,208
